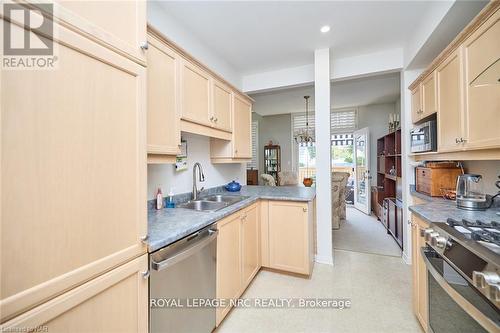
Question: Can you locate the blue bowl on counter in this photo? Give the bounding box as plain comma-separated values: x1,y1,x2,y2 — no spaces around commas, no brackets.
225,180,242,192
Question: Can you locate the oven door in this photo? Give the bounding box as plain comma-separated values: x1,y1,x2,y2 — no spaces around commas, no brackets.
422,247,500,333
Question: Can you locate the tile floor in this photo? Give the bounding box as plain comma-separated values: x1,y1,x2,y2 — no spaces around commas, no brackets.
217,250,422,333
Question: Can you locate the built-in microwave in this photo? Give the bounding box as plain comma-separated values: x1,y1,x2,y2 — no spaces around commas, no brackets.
410,120,437,153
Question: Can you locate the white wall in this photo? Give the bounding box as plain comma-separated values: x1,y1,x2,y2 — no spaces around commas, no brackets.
147,133,246,200
357,103,398,186
148,1,242,89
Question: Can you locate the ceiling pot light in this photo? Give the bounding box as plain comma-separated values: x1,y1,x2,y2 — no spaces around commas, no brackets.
320,25,330,33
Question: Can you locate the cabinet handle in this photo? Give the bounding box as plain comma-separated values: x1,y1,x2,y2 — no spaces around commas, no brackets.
214,117,218,122
141,270,150,279
455,138,460,144
303,208,307,212
139,41,148,50
210,116,214,121
460,138,467,143
140,235,149,244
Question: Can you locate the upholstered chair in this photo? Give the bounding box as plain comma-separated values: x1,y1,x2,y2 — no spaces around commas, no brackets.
278,171,298,186
331,172,350,229
261,174,276,186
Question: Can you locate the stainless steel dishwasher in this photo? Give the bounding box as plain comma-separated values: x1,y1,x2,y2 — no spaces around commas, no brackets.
150,226,218,333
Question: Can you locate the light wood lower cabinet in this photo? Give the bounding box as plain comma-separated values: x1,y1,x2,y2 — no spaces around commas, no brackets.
1,16,147,323
216,213,242,325
216,203,260,326
266,201,314,275
241,204,260,289
0,255,148,333
146,32,181,163
411,215,429,332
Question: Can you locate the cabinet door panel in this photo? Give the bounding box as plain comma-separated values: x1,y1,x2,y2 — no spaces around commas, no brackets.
416,218,429,330
241,204,259,290
1,20,146,322
463,10,500,150
216,215,241,325
33,0,147,64
421,72,437,118
233,95,252,158
437,50,464,152
411,87,422,124
268,201,309,274
213,81,232,132
180,61,211,126
147,34,180,156
1,255,148,333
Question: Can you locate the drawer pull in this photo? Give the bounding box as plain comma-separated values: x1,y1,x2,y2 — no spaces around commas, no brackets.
141,270,150,279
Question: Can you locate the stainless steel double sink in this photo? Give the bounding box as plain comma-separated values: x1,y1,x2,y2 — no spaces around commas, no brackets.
177,194,249,212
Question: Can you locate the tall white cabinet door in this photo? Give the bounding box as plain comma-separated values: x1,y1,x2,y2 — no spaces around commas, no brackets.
1,18,147,322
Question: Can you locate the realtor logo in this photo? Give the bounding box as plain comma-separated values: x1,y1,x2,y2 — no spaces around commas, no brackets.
2,3,58,69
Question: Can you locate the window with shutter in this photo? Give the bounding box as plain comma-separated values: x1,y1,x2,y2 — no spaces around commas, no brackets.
247,121,258,170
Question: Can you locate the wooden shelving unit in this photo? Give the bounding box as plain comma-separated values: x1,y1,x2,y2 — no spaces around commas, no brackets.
375,128,402,213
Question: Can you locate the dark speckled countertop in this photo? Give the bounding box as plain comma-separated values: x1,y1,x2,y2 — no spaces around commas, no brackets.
148,185,315,252
409,185,500,224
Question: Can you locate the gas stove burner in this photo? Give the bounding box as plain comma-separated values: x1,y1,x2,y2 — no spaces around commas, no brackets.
446,218,500,248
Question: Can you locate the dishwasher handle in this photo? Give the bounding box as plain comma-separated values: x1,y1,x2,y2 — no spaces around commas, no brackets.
151,229,218,272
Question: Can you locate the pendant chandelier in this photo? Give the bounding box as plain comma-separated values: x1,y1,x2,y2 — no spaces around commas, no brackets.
294,96,314,147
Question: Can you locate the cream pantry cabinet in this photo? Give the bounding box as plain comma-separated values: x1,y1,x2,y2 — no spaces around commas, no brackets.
411,216,429,332
263,200,314,276
216,203,259,326
1,12,146,324
146,32,181,163
1,255,149,333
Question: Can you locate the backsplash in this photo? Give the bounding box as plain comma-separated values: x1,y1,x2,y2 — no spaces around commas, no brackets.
147,133,247,200
463,160,500,195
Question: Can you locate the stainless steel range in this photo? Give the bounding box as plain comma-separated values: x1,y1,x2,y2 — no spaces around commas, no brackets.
422,218,500,333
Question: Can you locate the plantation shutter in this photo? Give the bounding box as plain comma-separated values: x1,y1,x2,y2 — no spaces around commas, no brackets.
330,109,357,133
247,121,258,169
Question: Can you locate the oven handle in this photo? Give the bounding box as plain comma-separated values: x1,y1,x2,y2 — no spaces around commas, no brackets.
420,247,499,333
151,229,218,272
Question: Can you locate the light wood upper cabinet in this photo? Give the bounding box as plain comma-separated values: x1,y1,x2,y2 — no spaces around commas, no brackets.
146,33,181,161
180,60,212,127
48,0,147,64
437,49,464,152
412,72,437,124
212,80,233,132
216,213,242,326
411,86,422,124
241,204,260,289
233,94,252,159
463,8,500,150
268,201,313,275
1,255,149,333
412,216,429,332
421,72,437,119
1,18,146,322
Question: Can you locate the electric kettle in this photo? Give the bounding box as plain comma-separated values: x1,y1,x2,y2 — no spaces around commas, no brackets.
456,174,491,210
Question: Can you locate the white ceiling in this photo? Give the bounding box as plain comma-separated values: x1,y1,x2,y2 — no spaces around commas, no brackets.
157,1,437,75
251,72,400,116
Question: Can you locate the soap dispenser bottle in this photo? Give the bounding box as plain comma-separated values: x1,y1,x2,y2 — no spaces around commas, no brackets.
156,187,163,210
166,188,175,208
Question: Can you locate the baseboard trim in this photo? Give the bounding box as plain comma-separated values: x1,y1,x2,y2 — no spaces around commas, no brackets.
315,254,334,265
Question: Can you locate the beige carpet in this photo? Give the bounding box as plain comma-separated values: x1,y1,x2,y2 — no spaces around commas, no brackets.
332,206,402,257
